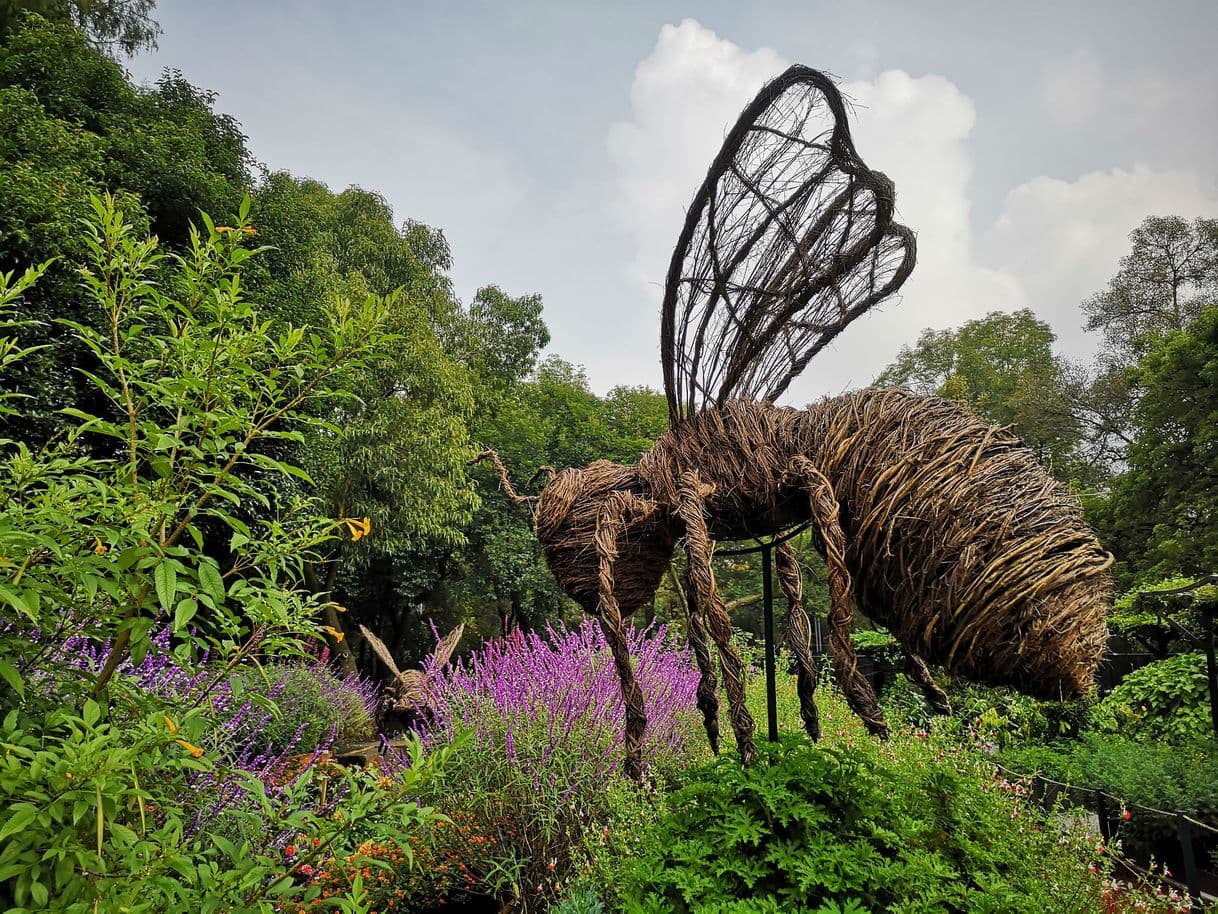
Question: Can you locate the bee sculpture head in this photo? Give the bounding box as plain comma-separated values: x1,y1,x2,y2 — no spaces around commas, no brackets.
474,451,675,616
533,461,675,616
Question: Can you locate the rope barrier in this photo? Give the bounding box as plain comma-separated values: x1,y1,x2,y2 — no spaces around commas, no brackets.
992,760,1218,837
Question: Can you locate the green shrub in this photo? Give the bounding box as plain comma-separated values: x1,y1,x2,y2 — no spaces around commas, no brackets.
0,197,447,912
1093,653,1216,745
1075,735,1218,819
1002,733,1218,870
848,629,897,651
1108,577,1217,659
226,662,376,755
939,682,1091,749
615,735,1117,914
551,885,606,914
0,691,452,913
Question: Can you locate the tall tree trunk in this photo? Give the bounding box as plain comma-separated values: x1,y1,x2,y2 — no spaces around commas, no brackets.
305,559,357,675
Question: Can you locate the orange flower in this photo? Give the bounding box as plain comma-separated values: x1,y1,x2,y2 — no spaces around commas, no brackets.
92,537,107,555
342,516,372,541
175,739,204,758
216,226,234,234
321,625,345,643
240,225,257,236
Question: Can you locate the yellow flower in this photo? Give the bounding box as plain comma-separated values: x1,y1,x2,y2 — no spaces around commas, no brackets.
342,516,372,542
321,625,345,643
240,225,257,237
93,537,107,555
215,226,234,234
175,739,204,758
331,603,349,614
163,715,178,734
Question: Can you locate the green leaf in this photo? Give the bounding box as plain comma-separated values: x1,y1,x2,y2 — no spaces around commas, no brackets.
0,658,24,700
154,561,178,611
0,803,37,841
198,561,226,606
0,584,33,621
173,598,198,634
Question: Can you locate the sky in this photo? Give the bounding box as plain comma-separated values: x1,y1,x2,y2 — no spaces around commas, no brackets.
126,1,1218,404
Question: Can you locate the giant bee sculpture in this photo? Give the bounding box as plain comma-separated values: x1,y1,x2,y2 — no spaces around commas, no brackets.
479,66,1112,780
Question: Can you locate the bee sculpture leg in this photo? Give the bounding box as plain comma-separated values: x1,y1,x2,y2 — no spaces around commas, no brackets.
774,542,821,740
682,566,721,754
901,648,952,715
675,471,757,766
594,490,658,782
782,457,889,739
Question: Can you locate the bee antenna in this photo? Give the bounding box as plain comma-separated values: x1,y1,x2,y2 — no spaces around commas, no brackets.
471,449,537,506
528,465,557,487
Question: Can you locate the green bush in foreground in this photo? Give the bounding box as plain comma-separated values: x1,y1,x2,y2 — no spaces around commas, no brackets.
0,196,448,913
615,735,1116,914
1093,652,1216,745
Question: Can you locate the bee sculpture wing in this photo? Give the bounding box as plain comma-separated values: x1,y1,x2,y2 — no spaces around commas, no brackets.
431,623,465,669
661,65,916,422
358,624,403,679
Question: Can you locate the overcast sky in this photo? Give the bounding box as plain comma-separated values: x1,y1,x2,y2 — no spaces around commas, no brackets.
126,1,1218,404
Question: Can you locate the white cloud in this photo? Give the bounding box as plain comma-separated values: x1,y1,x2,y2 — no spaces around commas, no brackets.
981,165,1218,357
607,19,785,287
606,20,1218,404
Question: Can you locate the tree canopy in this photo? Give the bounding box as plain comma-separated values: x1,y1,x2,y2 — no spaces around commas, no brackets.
1093,306,1218,584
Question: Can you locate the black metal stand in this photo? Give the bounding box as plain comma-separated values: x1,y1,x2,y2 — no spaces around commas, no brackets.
761,543,777,742
719,525,810,744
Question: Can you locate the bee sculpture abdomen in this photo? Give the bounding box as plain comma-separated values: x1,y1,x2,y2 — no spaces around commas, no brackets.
800,388,1113,699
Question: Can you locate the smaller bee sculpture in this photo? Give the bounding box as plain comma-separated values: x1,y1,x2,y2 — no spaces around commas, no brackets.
479,66,1113,781
359,623,464,733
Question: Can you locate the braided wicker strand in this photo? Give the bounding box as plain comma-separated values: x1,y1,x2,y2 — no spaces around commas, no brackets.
595,491,653,781
683,566,722,755
677,471,757,765
775,542,821,740
902,649,952,715
785,456,888,738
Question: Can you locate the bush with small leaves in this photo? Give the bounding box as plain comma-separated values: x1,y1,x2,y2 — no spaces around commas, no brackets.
614,735,1180,914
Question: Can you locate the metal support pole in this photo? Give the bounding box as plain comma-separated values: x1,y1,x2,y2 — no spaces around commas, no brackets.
761,543,778,743
1204,609,1218,741
1175,813,1203,913
1095,792,1112,843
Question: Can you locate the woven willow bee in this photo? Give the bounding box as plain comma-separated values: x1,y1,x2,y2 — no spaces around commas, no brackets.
480,66,1112,780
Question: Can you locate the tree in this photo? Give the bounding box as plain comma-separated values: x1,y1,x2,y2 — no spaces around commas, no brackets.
0,2,160,56
1093,306,1218,585
1074,216,1218,474
1083,216,1218,363
246,175,484,671
876,309,1086,481
0,15,251,440
455,284,548,393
